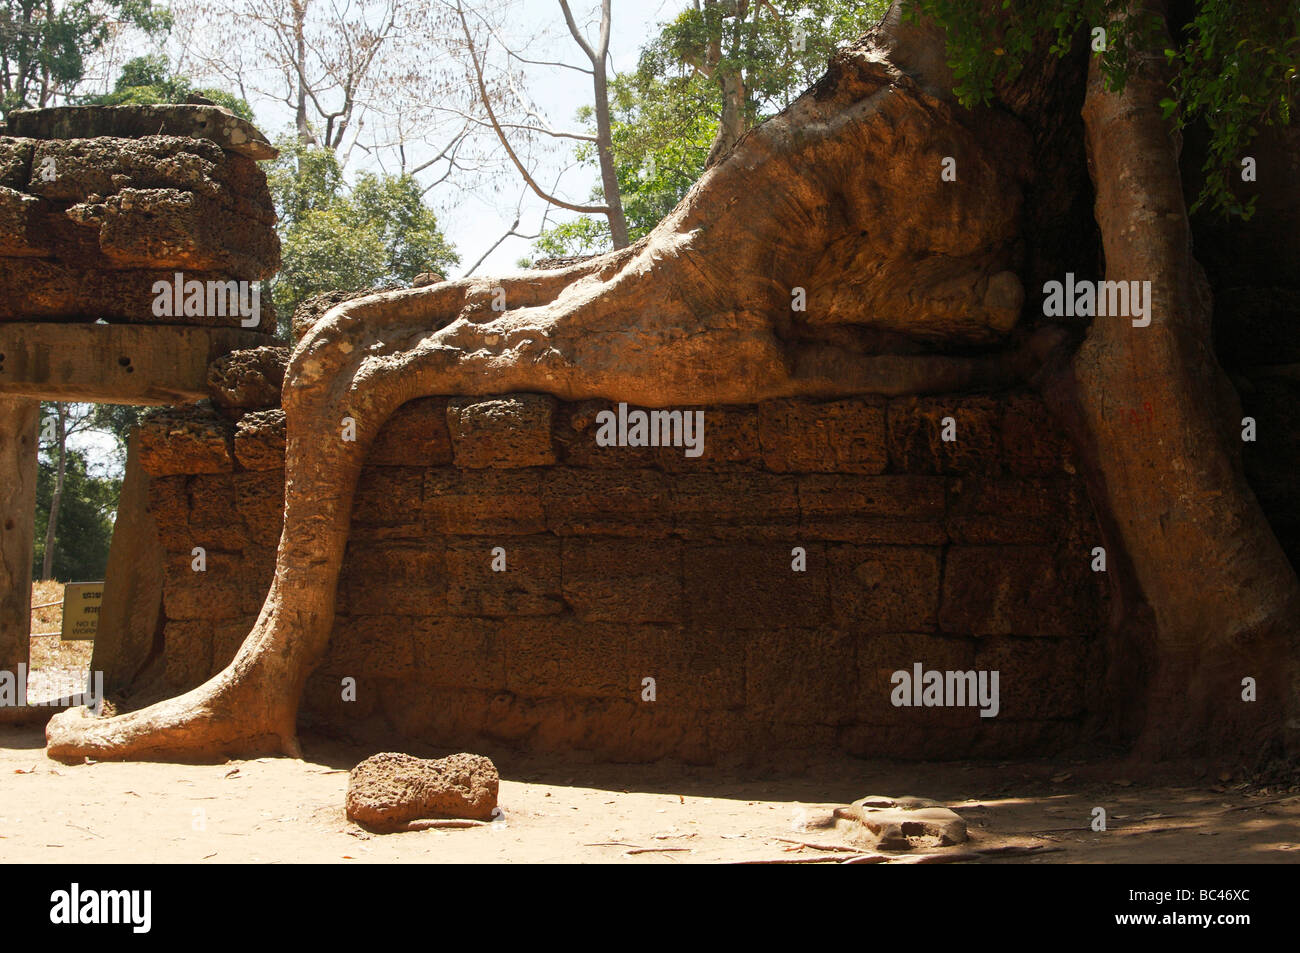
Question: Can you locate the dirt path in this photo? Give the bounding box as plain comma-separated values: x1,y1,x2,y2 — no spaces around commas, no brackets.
2,726,1297,864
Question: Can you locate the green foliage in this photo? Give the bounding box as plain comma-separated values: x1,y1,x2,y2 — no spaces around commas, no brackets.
532,0,888,259
266,137,459,326
33,448,120,582
653,0,887,114
909,0,1299,219
82,54,255,122
0,0,171,117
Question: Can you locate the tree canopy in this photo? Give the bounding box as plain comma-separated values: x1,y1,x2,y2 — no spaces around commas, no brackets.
267,137,460,327
82,53,255,121
0,0,170,116
911,0,1299,219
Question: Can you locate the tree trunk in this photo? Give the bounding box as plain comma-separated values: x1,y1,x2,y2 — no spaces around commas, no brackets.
292,0,317,146
1073,1,1300,760
591,61,630,249
0,398,39,679
706,68,747,167
41,403,67,581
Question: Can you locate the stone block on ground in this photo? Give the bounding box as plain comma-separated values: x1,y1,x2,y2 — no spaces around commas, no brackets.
345,751,499,832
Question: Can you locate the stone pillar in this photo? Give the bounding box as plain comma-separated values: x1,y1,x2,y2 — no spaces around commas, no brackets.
92,428,164,693
0,397,39,678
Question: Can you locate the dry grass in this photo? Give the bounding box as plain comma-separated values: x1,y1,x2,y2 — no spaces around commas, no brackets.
27,580,95,671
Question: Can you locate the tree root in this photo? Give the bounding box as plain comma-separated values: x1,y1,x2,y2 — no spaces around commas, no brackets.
45,17,1036,762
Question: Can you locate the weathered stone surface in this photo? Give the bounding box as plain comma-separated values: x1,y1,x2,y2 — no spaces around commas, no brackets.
371,397,453,466
0,186,45,255
0,138,35,188
854,632,978,725
207,346,287,412
939,545,1100,636
233,470,283,546
0,133,278,328
622,627,745,708
945,476,1076,544
137,404,233,475
233,409,286,471
684,543,829,629
427,469,546,536
562,539,684,622
352,468,425,530
447,395,556,468
799,474,947,543
505,620,628,699
338,541,447,616
446,536,562,616
554,400,760,471
744,629,855,723
1001,393,1077,476
759,397,887,473
345,752,499,831
163,620,214,690
829,545,941,631
542,469,671,537
671,472,799,539
0,259,269,331
146,476,191,550
322,617,417,679
834,796,968,850
410,619,507,690
887,396,1001,475
7,105,277,160
974,636,1086,720
145,384,1106,764
185,473,252,551
0,322,275,405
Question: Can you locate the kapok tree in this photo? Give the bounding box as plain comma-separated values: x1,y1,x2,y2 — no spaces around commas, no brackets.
47,0,1299,763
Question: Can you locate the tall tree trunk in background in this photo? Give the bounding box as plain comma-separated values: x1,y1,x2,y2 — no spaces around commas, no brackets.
41,403,67,581
1073,0,1299,760
707,69,747,167
703,0,749,167
590,39,629,248
560,0,629,248
292,0,317,146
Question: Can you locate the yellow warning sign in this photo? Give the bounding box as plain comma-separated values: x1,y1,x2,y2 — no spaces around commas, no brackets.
60,582,104,641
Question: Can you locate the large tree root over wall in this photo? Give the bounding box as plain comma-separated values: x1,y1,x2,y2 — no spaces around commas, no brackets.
45,2,1298,763
46,20,1037,761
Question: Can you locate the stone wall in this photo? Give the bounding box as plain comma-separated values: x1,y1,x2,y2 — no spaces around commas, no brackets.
137,385,1108,764
0,105,278,331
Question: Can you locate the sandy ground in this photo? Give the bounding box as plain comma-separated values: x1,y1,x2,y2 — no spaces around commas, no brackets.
2,725,1297,864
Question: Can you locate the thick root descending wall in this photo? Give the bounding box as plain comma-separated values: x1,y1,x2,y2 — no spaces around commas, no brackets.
138,390,1108,764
